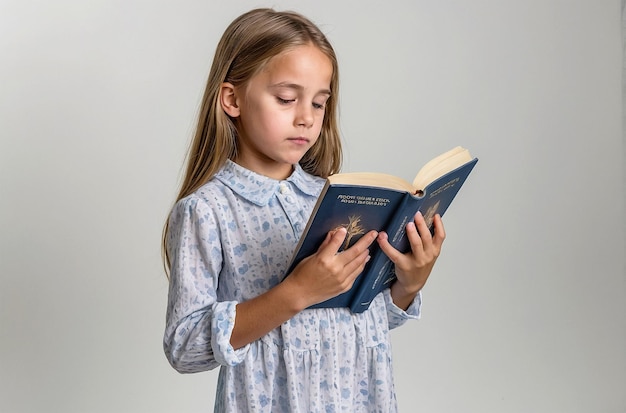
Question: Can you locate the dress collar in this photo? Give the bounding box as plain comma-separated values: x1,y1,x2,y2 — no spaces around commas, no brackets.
214,160,323,206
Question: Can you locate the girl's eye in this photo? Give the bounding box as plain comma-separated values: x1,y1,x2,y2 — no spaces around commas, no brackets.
312,102,326,110
276,97,295,105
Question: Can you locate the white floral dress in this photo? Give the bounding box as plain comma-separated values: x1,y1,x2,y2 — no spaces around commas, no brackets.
164,160,421,412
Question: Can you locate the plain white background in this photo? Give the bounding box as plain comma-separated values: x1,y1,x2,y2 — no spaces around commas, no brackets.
1,1,624,412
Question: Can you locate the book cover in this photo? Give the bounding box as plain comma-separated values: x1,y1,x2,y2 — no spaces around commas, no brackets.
287,154,478,313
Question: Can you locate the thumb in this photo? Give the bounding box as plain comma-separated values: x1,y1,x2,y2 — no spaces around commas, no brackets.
317,227,347,256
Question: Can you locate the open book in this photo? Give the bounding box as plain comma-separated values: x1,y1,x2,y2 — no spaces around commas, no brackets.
286,146,478,313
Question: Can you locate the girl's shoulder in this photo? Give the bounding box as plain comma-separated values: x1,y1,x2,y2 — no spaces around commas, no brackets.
174,177,228,214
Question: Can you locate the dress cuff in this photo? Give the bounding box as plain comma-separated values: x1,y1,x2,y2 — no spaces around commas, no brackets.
384,289,422,328
210,301,250,366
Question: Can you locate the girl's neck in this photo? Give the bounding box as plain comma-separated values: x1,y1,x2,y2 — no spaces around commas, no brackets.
233,156,294,181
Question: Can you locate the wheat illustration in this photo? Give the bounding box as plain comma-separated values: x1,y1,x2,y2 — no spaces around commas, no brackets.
423,200,441,229
335,215,365,249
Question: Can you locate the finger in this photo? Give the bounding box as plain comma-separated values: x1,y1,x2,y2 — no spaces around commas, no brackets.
341,248,371,279
376,231,404,264
316,228,338,251
337,230,378,266
317,227,348,256
404,219,424,254
338,229,377,260
431,214,446,246
414,211,433,243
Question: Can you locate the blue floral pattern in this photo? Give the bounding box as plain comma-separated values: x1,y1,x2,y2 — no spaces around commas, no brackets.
164,160,421,412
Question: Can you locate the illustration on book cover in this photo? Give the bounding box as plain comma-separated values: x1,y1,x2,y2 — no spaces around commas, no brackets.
334,215,366,250
422,200,441,228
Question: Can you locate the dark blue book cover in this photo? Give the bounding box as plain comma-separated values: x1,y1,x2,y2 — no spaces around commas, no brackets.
288,185,409,309
286,149,478,313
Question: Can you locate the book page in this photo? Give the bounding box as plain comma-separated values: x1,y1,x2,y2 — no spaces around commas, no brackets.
412,147,473,190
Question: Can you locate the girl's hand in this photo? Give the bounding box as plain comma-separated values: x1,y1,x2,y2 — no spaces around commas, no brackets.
377,212,445,310
285,227,378,309
231,228,377,350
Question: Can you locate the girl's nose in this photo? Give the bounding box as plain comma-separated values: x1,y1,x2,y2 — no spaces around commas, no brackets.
295,103,314,127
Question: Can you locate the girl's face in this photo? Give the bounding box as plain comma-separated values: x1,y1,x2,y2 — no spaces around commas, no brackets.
231,44,333,180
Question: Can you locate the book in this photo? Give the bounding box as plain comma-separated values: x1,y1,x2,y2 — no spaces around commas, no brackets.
286,146,478,313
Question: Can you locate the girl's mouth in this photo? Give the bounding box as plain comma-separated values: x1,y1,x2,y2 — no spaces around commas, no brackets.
287,137,310,145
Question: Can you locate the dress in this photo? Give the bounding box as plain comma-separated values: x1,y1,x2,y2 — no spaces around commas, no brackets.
164,160,421,412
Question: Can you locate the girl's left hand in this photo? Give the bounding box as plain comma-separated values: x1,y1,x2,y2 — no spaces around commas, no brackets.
377,212,445,308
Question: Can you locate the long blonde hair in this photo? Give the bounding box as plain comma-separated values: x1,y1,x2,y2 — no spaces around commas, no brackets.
163,8,342,274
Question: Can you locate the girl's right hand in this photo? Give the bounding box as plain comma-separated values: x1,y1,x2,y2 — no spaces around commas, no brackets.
285,227,378,309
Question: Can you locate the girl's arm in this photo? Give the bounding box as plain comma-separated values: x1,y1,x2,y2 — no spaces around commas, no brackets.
164,197,224,373
230,227,378,349
377,212,446,311
164,196,377,371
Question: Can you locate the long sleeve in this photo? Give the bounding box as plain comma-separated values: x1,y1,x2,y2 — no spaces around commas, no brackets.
163,196,248,373
383,288,422,330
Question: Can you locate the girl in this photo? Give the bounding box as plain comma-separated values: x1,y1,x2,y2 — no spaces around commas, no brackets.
163,8,445,412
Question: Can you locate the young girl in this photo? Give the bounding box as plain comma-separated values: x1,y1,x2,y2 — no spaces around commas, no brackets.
163,8,445,412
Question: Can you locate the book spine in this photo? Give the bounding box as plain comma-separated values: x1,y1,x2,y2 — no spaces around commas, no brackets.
349,195,421,313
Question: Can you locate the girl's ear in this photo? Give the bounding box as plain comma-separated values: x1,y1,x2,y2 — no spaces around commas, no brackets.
220,82,240,118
